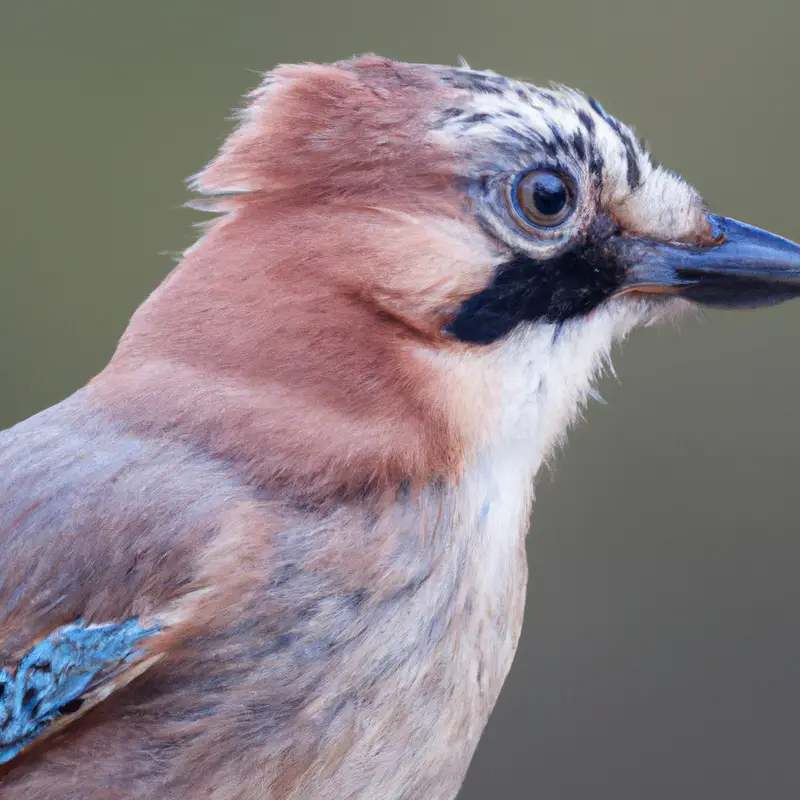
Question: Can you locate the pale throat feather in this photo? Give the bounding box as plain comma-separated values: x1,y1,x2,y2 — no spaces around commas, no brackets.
444,298,648,600
464,298,643,473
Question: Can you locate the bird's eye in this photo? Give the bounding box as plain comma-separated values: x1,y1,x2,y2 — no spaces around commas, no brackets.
510,170,574,229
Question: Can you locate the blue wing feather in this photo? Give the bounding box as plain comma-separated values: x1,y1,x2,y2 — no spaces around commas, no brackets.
0,618,159,764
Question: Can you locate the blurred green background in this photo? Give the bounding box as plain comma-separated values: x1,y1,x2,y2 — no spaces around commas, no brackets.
2,1,799,797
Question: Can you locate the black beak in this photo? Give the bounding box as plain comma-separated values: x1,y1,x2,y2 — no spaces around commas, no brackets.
618,215,800,308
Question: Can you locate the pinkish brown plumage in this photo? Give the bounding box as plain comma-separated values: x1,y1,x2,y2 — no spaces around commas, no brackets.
2,56,800,798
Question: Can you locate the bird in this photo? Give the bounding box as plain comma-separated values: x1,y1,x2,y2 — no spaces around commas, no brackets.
2,55,800,799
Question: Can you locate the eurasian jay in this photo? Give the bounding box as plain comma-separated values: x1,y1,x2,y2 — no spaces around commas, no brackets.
2,56,800,799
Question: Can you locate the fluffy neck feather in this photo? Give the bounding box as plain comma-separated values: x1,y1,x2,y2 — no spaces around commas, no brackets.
91,202,472,500
450,299,646,487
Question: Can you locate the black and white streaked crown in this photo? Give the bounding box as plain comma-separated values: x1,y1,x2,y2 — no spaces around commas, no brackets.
430,64,653,203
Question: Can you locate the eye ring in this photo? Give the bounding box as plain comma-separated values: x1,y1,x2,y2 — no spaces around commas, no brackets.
509,169,576,230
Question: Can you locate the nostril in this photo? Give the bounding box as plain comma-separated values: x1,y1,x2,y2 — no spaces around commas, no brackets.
699,213,728,247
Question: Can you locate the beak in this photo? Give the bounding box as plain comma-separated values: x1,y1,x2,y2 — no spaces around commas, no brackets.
617,215,800,308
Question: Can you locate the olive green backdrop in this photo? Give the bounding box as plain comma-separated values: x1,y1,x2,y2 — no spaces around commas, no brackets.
2,1,799,797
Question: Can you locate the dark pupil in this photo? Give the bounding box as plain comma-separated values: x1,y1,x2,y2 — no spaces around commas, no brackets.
531,174,566,216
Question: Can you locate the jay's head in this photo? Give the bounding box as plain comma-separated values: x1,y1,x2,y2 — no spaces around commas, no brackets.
103,56,800,496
